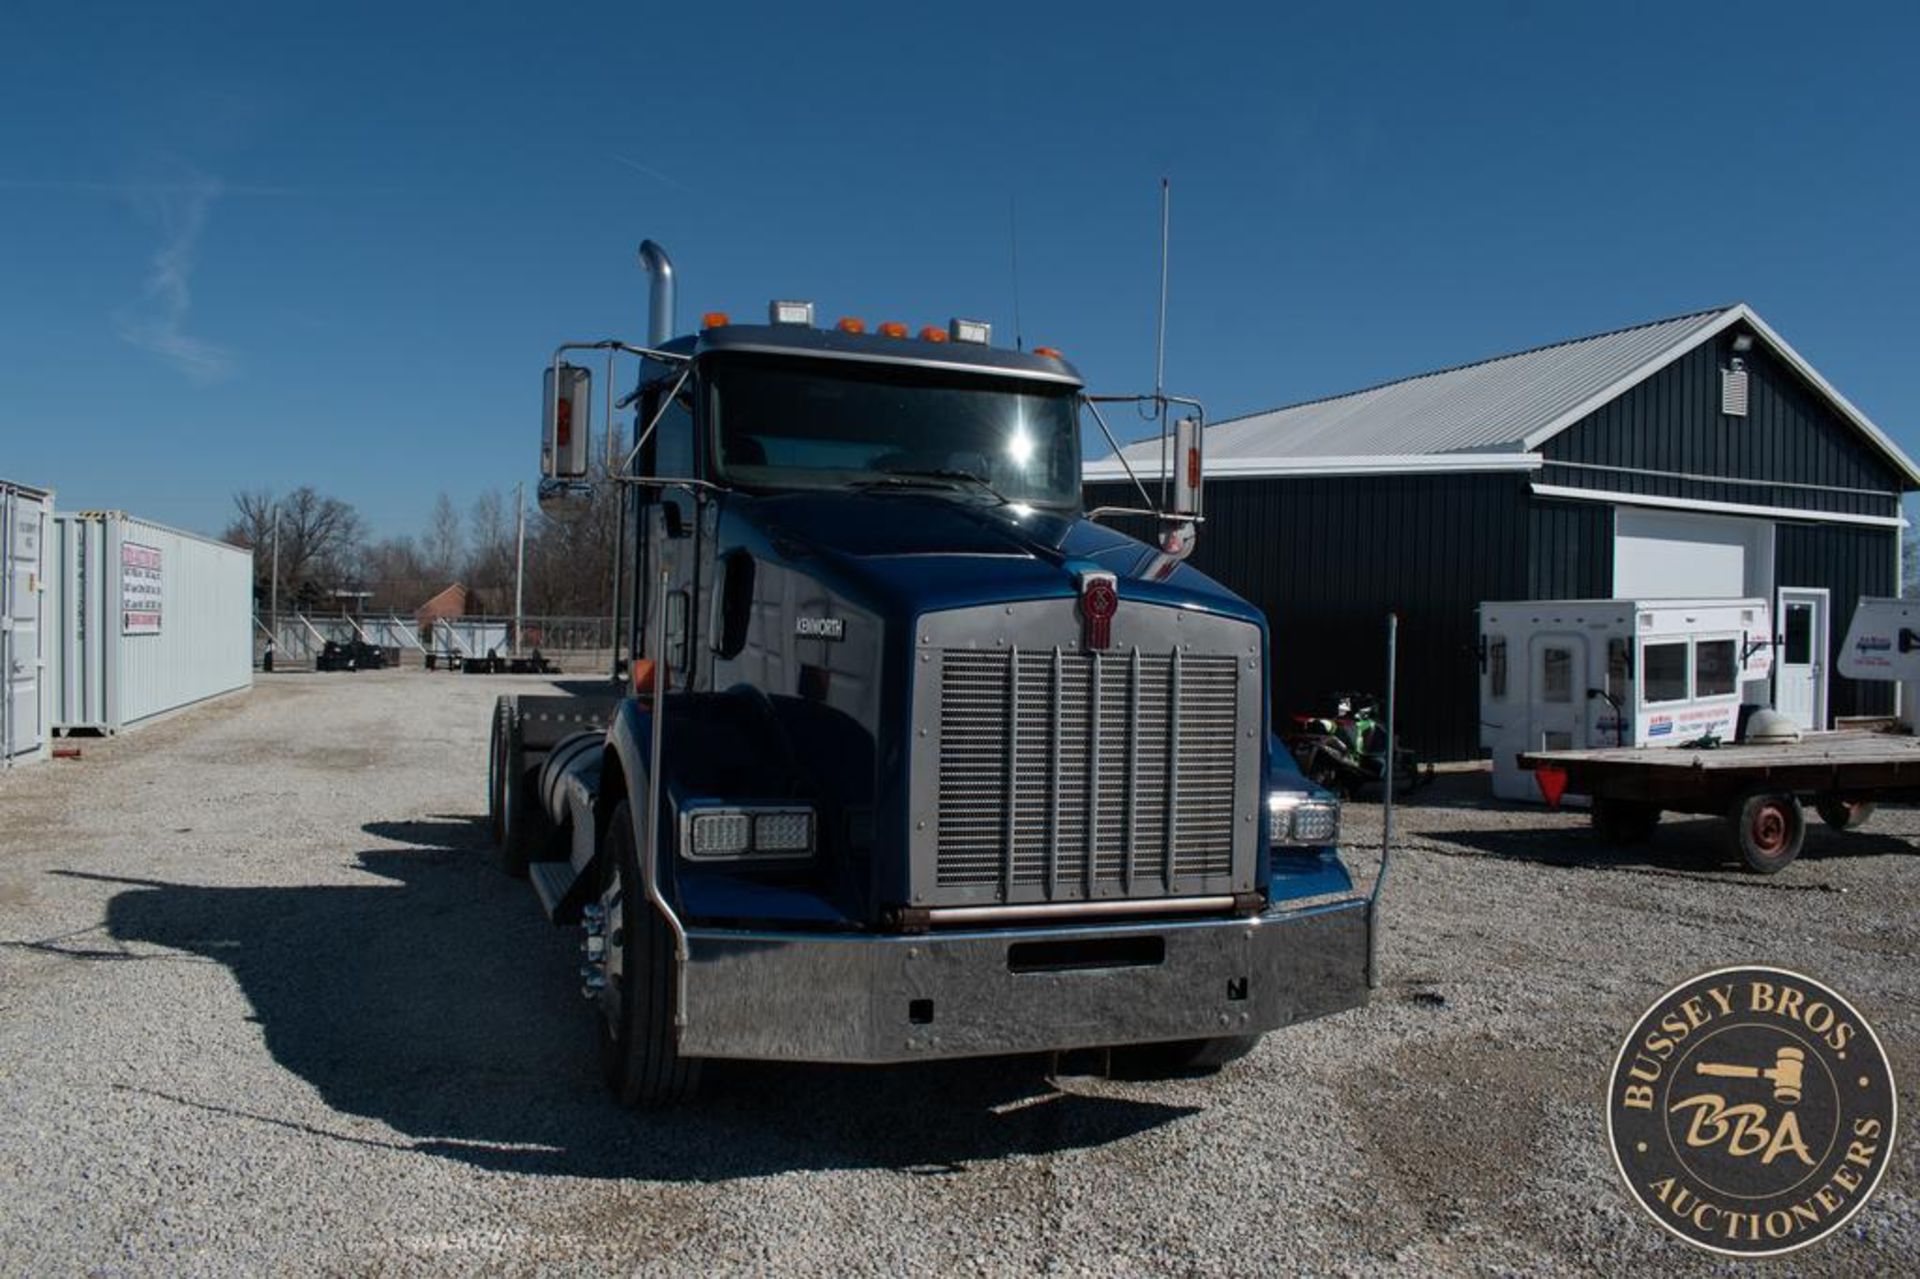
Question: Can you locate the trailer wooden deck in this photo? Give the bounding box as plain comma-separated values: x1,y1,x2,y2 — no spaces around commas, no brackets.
1517,730,1920,872
1519,730,1920,800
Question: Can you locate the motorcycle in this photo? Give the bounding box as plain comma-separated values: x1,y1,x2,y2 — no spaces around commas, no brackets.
1284,691,1431,798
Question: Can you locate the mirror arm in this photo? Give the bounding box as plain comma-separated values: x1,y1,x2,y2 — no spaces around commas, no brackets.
621,362,695,476
1082,396,1157,512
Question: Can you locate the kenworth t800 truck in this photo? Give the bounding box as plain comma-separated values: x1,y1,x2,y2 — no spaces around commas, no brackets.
488,241,1379,1104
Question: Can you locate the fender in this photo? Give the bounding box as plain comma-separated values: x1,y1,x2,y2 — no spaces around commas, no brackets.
594,689,827,917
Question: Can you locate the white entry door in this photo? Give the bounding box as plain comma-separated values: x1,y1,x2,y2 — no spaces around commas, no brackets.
1529,634,1589,752
1776,588,1829,731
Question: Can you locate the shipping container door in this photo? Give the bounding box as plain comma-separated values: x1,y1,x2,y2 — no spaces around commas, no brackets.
3,489,46,762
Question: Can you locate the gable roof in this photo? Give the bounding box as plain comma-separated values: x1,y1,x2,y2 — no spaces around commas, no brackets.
1086,303,1920,486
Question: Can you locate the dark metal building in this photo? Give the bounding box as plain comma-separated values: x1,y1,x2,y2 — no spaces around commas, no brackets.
1087,305,1918,760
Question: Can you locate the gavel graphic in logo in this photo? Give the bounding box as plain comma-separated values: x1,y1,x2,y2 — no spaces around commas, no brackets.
1694,1046,1806,1105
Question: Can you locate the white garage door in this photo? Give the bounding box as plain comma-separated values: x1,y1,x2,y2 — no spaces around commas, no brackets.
1612,507,1773,598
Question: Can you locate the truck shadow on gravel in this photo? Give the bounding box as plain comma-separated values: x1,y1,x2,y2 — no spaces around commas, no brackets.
76,816,1198,1181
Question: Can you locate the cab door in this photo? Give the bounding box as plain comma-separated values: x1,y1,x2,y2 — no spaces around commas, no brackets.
1528,633,1589,752
636,361,702,686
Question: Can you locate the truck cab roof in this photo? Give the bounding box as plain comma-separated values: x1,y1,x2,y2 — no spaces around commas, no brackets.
669,322,1085,389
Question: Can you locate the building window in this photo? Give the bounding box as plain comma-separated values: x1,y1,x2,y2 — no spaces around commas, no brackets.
1694,639,1738,699
1489,638,1508,700
1643,642,1690,705
1542,646,1573,704
1783,604,1813,666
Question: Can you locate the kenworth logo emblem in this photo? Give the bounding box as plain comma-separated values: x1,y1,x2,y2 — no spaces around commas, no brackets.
795,616,845,641
1077,571,1119,650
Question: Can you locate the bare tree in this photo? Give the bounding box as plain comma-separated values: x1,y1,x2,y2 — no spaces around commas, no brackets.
359,535,434,613
466,488,518,607
523,462,621,617
424,492,464,586
225,486,365,610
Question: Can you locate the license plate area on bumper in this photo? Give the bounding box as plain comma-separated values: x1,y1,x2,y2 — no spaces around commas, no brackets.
676,898,1369,1063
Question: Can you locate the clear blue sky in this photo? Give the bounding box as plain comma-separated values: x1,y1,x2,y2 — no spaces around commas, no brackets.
4,2,1917,539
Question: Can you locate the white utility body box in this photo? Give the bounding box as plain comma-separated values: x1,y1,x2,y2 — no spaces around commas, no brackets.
1478,597,1773,801
1837,596,1920,730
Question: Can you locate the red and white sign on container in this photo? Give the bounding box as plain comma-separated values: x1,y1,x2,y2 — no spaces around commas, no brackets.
121,540,163,635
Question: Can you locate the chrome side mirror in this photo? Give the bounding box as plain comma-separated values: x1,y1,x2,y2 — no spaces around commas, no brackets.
543,363,592,480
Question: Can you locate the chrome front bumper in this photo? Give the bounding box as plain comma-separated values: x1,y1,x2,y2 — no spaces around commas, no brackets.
675,896,1370,1063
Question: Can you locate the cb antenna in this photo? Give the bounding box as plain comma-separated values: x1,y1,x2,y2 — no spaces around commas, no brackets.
1154,176,1171,410
1008,195,1024,352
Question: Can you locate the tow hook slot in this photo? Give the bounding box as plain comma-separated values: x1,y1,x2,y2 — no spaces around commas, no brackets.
1007,936,1165,974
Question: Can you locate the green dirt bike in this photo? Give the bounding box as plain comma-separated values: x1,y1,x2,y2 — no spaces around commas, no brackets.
1284,691,1431,799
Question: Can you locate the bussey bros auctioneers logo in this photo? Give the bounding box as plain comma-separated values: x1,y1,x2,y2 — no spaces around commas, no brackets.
1606,966,1897,1257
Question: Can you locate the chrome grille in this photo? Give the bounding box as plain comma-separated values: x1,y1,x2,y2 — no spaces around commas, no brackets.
935,646,1242,898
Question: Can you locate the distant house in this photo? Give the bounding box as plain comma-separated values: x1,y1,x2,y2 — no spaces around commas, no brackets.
1088,304,1919,759
414,583,469,627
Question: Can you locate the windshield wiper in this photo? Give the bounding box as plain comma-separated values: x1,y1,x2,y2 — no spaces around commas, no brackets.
866,467,1013,505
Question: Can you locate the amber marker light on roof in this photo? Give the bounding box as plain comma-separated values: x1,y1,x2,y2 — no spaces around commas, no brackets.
878,321,908,339
918,326,948,343
836,317,867,334
1033,345,1063,359
701,311,730,329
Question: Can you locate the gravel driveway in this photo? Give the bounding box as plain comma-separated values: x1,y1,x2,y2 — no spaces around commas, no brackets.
1,672,1913,1275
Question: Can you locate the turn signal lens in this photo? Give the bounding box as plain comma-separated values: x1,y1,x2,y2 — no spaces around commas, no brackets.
630,658,663,697
837,317,867,334
919,326,948,343
878,321,908,339
702,311,730,329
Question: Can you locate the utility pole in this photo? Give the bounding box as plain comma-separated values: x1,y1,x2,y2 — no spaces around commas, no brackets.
513,481,526,655
269,501,280,629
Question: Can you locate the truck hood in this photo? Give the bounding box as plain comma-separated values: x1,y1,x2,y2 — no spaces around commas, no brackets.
732,490,1262,625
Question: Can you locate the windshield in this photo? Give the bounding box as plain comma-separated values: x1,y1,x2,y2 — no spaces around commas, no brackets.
707,353,1082,508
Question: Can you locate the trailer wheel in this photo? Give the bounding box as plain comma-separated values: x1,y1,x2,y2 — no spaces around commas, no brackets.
1114,1034,1262,1078
1591,798,1660,845
1815,797,1876,832
1728,789,1806,874
598,798,702,1106
488,696,533,878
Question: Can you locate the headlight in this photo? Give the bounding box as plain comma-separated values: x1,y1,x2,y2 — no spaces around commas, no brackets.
1269,793,1341,847
681,805,815,860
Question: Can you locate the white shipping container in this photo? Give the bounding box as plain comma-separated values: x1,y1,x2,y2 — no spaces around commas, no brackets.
49,511,253,732
1,479,52,766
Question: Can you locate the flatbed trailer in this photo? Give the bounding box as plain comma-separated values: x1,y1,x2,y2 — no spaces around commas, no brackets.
1518,730,1920,873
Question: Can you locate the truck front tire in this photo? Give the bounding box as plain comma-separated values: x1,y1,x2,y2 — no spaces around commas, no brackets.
598,798,702,1106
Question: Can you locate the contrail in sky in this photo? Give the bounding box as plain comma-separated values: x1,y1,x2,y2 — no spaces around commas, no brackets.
112,168,236,384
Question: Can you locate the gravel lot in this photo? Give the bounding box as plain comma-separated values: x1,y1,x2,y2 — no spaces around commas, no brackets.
1,671,1913,1275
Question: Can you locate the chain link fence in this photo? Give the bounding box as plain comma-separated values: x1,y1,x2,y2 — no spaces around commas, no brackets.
254,612,617,674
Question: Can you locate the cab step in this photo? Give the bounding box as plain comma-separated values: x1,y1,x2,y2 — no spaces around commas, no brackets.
529,859,582,922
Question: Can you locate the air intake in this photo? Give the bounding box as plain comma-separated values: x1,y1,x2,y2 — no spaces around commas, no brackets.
1722,359,1750,418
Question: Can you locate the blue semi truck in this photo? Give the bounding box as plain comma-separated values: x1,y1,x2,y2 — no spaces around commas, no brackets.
487,241,1380,1104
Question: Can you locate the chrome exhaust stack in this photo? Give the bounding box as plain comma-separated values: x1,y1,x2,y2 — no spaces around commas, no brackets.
638,240,676,346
